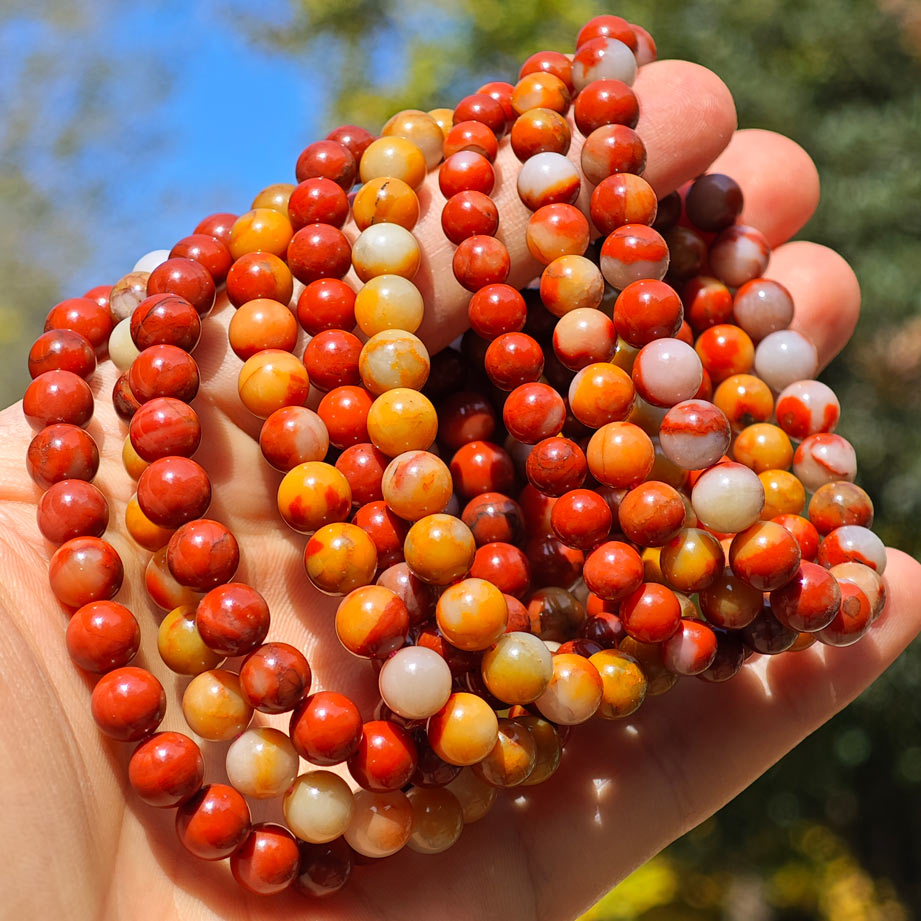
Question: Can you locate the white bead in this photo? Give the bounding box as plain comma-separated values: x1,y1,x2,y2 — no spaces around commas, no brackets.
691,462,765,533
754,329,818,392
378,646,452,720
517,153,580,211
633,338,703,407
108,317,140,370
793,434,857,491
225,727,299,799
132,249,171,274
826,525,887,574
572,38,637,91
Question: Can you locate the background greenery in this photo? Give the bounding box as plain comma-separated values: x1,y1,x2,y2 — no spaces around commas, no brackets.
4,0,920,916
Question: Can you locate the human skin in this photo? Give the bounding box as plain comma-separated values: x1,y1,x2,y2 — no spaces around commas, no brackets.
0,59,919,921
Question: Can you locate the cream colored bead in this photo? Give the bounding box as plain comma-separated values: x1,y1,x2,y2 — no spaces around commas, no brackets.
283,771,354,844
344,789,414,858
351,223,421,282
133,248,171,273
108,317,141,371
378,645,452,720
225,727,299,799
181,669,253,741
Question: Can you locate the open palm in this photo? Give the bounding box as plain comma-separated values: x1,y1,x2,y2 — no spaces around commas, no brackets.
1,60,918,921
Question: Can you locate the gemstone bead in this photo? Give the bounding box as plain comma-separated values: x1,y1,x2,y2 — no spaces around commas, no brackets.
230,824,300,895
277,461,352,533
37,479,108,544
66,600,140,673
176,783,251,861
182,669,253,741
335,584,409,658
48,536,123,608
691,462,764,534
535,654,602,724
284,771,354,844
732,278,795,341
572,37,637,91
540,255,605,316
305,522,378,595
428,692,499,766
157,604,224,675
137,456,211,528
344,790,414,858
167,519,240,591
792,433,857,492
91,666,166,741
27,424,99,488
28,329,96,380
128,731,204,807
225,727,300,799
517,152,580,211
23,370,94,428
658,399,731,469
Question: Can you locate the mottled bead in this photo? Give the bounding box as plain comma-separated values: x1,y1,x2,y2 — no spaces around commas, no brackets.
284,771,354,843
305,522,378,595
517,152,580,211
793,433,857,492
366,388,438,456
277,461,351,533
526,203,589,265
66,600,139,673
226,727,300,799
228,208,294,261
552,307,617,371
730,520,802,591
709,224,770,288
441,190,500,244
353,274,424,336
540,254,605,316
44,295,113,349
809,481,874,535
618,481,686,547
691,461,764,534
453,234,510,291
165,519,239,592
288,177,350,231
830,561,887,622
601,224,668,289
619,582,682,644
770,561,842,632
49,536,123,608
238,642,311,714
590,172,656,235
259,406,329,472
380,450,452,521
450,440,516,498
157,604,224,675
572,36,637,91
351,223,421,283
176,784,251,861
581,123,645,186
128,344,200,403
237,348,309,418
662,619,718,676
182,669,253,741
317,385,373,448
128,731,204,808
503,382,566,444
147,257,215,316
129,397,201,462
91,666,166,741
473,717,537,787
28,329,96,380
481,631,553,704
303,329,361,391
775,379,840,440
171,233,232,283
290,692,362,766
137,456,211,528
568,362,635,429
713,373,774,433
230,824,299,896
685,173,744,232
818,525,887,573
535,653,602,724
660,527,724,594
733,422,794,473
226,251,294,308
658,399,731,470
428,692,499,766
436,578,508,651
587,421,655,488
37,479,108,544
353,500,408,568
590,649,647,718
613,279,682,348
109,272,151,323
510,107,571,161
196,582,270,657
695,324,755,384
27,424,98,488
145,548,203,611
632,338,703,407
335,584,409,658
358,329,429,395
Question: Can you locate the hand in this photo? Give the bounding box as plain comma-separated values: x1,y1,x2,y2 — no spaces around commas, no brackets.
0,59,918,921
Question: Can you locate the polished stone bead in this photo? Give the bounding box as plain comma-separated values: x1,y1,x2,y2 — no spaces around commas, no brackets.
91,666,166,741
66,600,140,673
128,731,204,807
23,370,93,429
240,642,312,714
49,536,123,608
176,783,251,860
37,479,108,544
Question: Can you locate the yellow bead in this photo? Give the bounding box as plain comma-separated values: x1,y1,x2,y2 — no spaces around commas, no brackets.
427,107,455,140
277,461,352,534
122,435,148,480
589,649,648,719
354,274,425,336
366,388,438,456
125,494,174,551
381,109,444,170
238,348,310,419
427,692,499,766
181,668,253,741
352,176,420,232
229,207,293,260
157,604,224,675
403,514,476,585
436,578,508,651
251,182,295,213
359,136,427,189
359,329,430,395
305,522,378,595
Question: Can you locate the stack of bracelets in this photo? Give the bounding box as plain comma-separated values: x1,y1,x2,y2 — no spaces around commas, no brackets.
21,13,889,898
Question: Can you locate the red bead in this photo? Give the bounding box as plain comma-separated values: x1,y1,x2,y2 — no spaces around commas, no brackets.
130,294,202,351
583,541,644,601
352,500,408,568
441,191,500,245
23,370,93,428
467,284,527,340
453,93,507,136
27,424,99,488
485,332,545,391
526,203,590,264
449,441,516,498
439,151,495,198
49,536,123,608
91,666,166,741
519,49,574,92
137,456,211,528
37,479,108,543
317,385,373,448
620,583,682,643
551,489,612,550
335,443,388,505
461,492,525,546
470,541,531,597
259,406,329,472
287,223,352,285
231,824,300,895
525,538,584,591
129,397,201,461
296,278,356,335
510,107,571,161
226,252,293,308
128,731,204,807
167,519,240,591
526,437,587,497
729,520,802,591
574,79,639,135
770,561,842,633
304,328,362,390
577,14,638,49
289,691,363,765
581,124,646,186
44,296,113,350
618,481,686,547
326,124,375,162
476,81,516,123
82,284,112,309
112,372,142,422
453,235,510,291
772,513,821,562
195,212,237,246
240,642,313,714
662,619,719,676
288,178,350,230
601,223,669,288
147,257,216,316
444,120,499,161
28,329,96,380
613,280,683,347
502,382,566,444
694,324,755,383
590,173,658,234
685,173,744,233
66,600,140,673
171,234,233,284
196,582,270,657
682,276,734,333
582,609,625,647
176,783,252,860
348,720,418,792
128,344,200,403
437,391,496,450
295,140,357,190
816,582,872,647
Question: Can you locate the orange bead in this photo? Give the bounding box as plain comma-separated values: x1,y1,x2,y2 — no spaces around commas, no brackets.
539,254,605,317
157,604,224,675
712,373,774,432
733,423,794,473
381,450,453,521
305,523,378,595
403,514,476,585
586,421,655,488
359,137,427,189
122,435,148,480
436,578,508,651
228,298,298,360
381,109,444,169
695,324,755,383
229,208,294,260
238,349,310,419
427,692,499,766
589,649,647,719
366,388,438,457
335,585,409,658
125,494,174,551
182,669,253,741
353,275,425,336
512,72,571,115
535,654,602,725
567,362,635,429
759,468,806,519
660,527,725,593
472,717,537,787
351,177,421,231
358,329,430,395
251,182,295,213
277,461,352,534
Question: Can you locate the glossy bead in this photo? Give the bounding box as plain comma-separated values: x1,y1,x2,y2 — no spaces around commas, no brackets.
510,107,571,161
48,536,123,608
682,276,734,334
37,479,107,544
450,440,516,498
317,385,373,448
284,771,354,843
172,235,231,286
567,362,634,429
485,332,545,390
691,462,764,533
377,647,451,721
540,254,605,316
733,422,794,474
524,437,585,497
586,421,655,488
526,203,589,265
166,519,239,591
582,542,644,604
128,398,201,464
613,279,682,348
535,653,602,724
831,561,887,622
176,784,251,861
809,482,874,535
660,528,724,593
225,251,293,308
461,492,524,546
619,583,682,644
445,767,498,821
815,582,872,647
818,525,887,573
196,582,270,657
113,372,144,422
237,348,309,418
352,500,408,568
771,561,842,632
345,789,414,858
586,649,645,718
517,152,580,211
404,787,463,854
351,223,421,283
632,338,703,408
290,692,362,765
696,567,763,630
379,450,451,521
525,539,584,592
601,224,667,289
228,298,297,359
733,278,795,341
296,278,356,335
713,373,774,432
729,521,802,591
552,307,617,371
145,547,202,611
590,174,656,237
572,36,637,91
709,224,770,288
129,343,200,404
157,604,223,675
366,388,438,456
511,72,571,116
288,178,350,231
335,443,388,506
618,481,686,547
358,329,429,395
353,274,424,336
122,435,149,481
618,636,678,695
226,727,300,800
548,489,611,550
28,329,95,380
195,211,237,244
108,272,150,323
441,190,500,244
436,578,508,651
658,399,731,470
304,522,378,596
231,824,299,895
287,223,352,285
793,433,857,492
91,666,165,741
445,119,499,160
775,379,840,440
661,619,718,676
503,382,566,444
468,541,530,597
277,461,351,533
23,370,93,429
428,692,499,766
335,584,409,658
480,631,553,705
438,150,495,198
27,424,98,488
359,136,426,189
294,839,352,897
66,600,139,673
237,642,311,715
128,731,204,808
44,296,113,349
773,513,820,561
754,329,819,392
327,123,375,161
684,173,743,232
260,406,329,472
453,234,510,291
137,456,211,528
228,208,293,261
348,720,418,792
473,717,537,787
695,324,755,384
740,606,798,654
296,139,357,189
147,257,215,316
437,390,497,449
182,669,253,741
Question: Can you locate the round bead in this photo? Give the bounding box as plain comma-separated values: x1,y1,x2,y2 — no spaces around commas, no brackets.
353,500,409,568
352,223,420,282
352,176,420,231
632,338,703,407
225,251,293,308
590,649,647,719
502,382,566,443
296,139,357,189
381,450,453,521
453,234,511,291
442,190,500,244
526,203,590,265
695,324,755,384
770,561,842,632
359,329,430,395
345,790,414,858
228,298,298,359
540,254,605,316
481,632,553,704
284,771,354,843
359,136,426,188
91,666,166,741
613,279,682,348
181,669,253,741
436,578,508,651
353,274,424,336
590,172,656,233
485,332,545,390
128,731,204,807
48,536,123,608
818,525,887,573
662,619,719,676
510,107,571,161
660,528,724,593
288,178,350,230
511,72,571,116
28,329,96,380
27,423,98,488
445,767,498,821
733,278,795,341
473,717,537,787
239,642,311,714
44,296,114,349
709,224,770,288
305,522,378,595
793,434,857,492
685,173,744,232
259,406,329,471
830,562,887,622
230,824,300,895
450,440,516,498
691,462,764,533
713,373,774,432
196,582,270,657
619,583,682,644
428,692,499,766
809,481,874,535
277,461,351,533
171,233,232,283
618,481,686,547
167,519,239,592
37,479,108,544
658,399,731,470
317,385,373,448
137,456,211,529
335,585,409,658
176,784,251,861
147,258,216,316
293,839,352,897
226,727,300,799
729,521,802,591
403,514,476,585
379,647,453,720
586,421,655,488
775,379,840,440
572,36,637,91
66,600,139,673
157,605,223,675
406,787,464,854
290,692,363,765
754,329,819,392
581,123,646,185
517,152,580,211
304,328,362,396
366,388,438,456
23,370,93,429
129,397,201,462
568,362,635,428
296,278,356,334
348,720,418,792
535,654,602,725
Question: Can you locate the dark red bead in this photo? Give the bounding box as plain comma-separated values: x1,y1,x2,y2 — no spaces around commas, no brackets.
294,839,352,897
170,234,233,284
470,541,531,597
137,456,211,528
296,278,356,335
770,561,843,633
525,536,584,590
240,642,313,714
467,283,527,339
167,519,240,591
454,93,508,136
461,492,525,546
23,370,93,428
441,190,500,245
196,582,270,657
288,178,350,230
685,173,744,233
437,391,496,451
304,328,362,390
287,223,352,285
112,372,141,422
91,666,166,741
37,479,108,543
147,257,216,316
130,294,202,352
195,212,237,246
449,440,516,498
295,140,357,191
526,437,587,497
28,329,96,380
128,731,204,807
485,332,545,391
27,424,99,488
66,600,140,673
128,344,200,403
551,488,613,549
289,691,363,765
176,783,252,860
326,124,375,163
347,720,418,792
582,610,625,647
129,397,201,462
44,297,113,350
231,824,300,895
48,536,123,608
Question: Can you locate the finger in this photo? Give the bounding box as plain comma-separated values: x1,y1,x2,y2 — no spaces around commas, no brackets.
765,240,861,368
414,59,737,352
706,127,821,247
